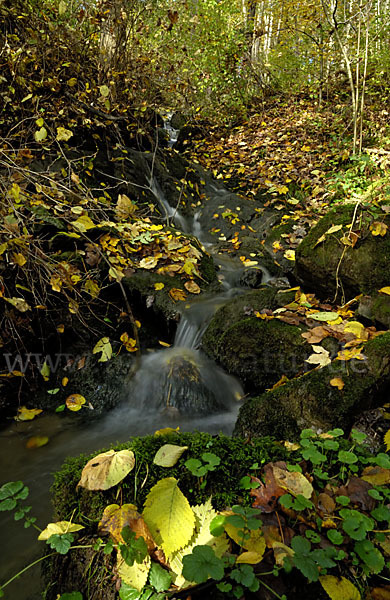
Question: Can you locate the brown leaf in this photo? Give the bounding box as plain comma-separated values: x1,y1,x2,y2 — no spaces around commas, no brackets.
250,462,287,512
99,504,156,550
337,477,375,511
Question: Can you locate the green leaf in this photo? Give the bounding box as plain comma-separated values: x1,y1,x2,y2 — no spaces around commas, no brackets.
148,563,172,592
34,127,47,142
374,453,390,468
327,530,344,545
371,505,390,522
119,583,143,600
291,535,311,555
350,430,367,444
293,555,319,582
0,499,17,511
340,509,374,540
182,545,224,583
47,533,73,554
354,540,385,574
338,450,358,464
58,593,83,600
210,514,226,537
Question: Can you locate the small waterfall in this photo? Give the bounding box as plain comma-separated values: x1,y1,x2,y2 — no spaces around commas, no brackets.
162,113,179,148
148,175,188,233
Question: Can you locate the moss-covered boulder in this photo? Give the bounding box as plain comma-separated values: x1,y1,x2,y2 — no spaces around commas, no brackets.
234,331,390,440
45,432,287,599
357,293,390,329
295,204,390,301
202,288,311,392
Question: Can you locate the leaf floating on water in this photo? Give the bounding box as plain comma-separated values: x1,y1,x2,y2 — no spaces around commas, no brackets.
26,436,49,449
153,444,188,467
15,406,43,422
66,394,86,412
78,449,135,490
38,521,84,540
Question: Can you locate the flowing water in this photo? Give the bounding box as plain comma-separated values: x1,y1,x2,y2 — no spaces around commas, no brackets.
0,117,271,598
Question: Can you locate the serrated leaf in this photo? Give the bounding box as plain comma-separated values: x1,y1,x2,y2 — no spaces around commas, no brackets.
117,549,150,591
153,444,188,467
78,449,135,490
143,477,195,558
149,562,172,592
169,498,229,588
319,575,360,599
38,521,84,540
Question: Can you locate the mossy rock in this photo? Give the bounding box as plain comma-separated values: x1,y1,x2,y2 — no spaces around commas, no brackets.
46,431,287,599
357,293,390,329
234,331,390,440
295,204,390,300
202,288,311,392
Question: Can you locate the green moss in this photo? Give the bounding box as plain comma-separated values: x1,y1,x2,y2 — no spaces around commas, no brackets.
203,297,310,392
235,332,390,439
295,205,390,298
51,432,287,525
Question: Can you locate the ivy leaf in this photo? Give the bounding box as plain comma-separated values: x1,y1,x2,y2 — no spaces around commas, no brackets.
148,562,172,592
182,545,224,583
354,540,385,574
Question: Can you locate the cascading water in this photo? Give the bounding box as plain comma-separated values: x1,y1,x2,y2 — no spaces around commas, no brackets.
0,148,273,598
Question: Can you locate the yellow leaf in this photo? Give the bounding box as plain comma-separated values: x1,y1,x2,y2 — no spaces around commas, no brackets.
153,444,188,467
170,498,229,589
272,466,313,498
343,321,365,339
68,299,79,314
361,466,390,485
72,215,95,232
154,426,180,436
4,297,31,312
385,430,390,452
78,449,135,490
57,324,65,333
40,361,50,381
143,477,195,558
62,376,68,386
305,346,331,368
370,222,388,237
26,436,49,449
108,266,124,282
330,377,344,390
67,77,77,87
184,280,201,294
120,332,138,352
50,276,62,292
272,541,294,567
38,521,84,541
117,551,150,591
15,406,43,422
99,504,155,548
169,288,186,302
336,347,365,361
56,127,73,142
34,127,47,142
12,253,27,266
139,256,158,269
283,249,295,261
93,337,112,362
116,194,137,220
325,225,343,235
319,575,361,600
154,282,165,290
84,279,100,298
272,241,283,253
379,287,390,295
66,394,86,412
224,515,266,556
158,340,171,347
314,234,326,248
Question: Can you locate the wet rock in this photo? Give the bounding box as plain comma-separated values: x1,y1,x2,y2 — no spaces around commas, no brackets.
170,111,188,130
295,204,390,301
234,331,390,440
357,294,390,329
202,288,311,392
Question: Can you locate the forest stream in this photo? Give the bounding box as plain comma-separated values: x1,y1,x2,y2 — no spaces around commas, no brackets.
0,125,272,598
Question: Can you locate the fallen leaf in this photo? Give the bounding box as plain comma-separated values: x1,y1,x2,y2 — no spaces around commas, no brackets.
361,466,390,486
99,503,156,549
169,288,186,302
38,521,84,541
15,406,43,421
283,250,295,261
93,337,112,362
385,430,390,452
330,377,344,390
310,311,340,323
236,551,264,564
4,297,31,312
379,287,390,295
184,280,201,294
370,222,388,237
154,282,165,290
305,345,331,367
154,427,180,436
153,444,188,467
319,575,360,600
272,466,313,499
66,394,86,412
78,449,135,490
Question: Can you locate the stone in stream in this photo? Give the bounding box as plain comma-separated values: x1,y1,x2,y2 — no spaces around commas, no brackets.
234,331,390,440
202,287,312,393
127,347,243,415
